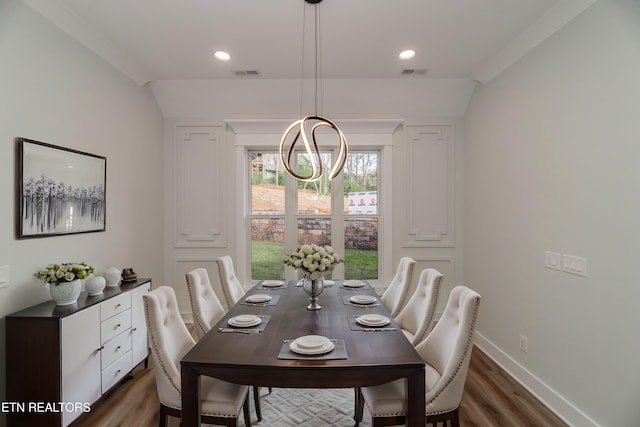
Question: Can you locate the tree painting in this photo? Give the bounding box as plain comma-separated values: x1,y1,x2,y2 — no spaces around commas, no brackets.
18,139,106,238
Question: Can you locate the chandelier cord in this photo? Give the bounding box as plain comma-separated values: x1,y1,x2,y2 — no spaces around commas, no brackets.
279,0,348,183
300,3,306,117
314,5,320,116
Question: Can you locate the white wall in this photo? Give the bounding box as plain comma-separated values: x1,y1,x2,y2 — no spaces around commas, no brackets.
0,0,165,415
464,1,640,425
154,76,475,317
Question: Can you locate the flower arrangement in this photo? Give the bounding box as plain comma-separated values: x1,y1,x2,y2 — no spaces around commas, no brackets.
34,262,94,286
283,244,342,280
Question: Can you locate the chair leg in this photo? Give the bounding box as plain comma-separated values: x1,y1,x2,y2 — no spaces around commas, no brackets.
158,405,167,427
253,386,262,421
354,387,364,425
243,393,252,427
450,408,460,427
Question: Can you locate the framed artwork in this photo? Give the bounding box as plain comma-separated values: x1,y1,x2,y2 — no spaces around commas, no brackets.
16,137,106,239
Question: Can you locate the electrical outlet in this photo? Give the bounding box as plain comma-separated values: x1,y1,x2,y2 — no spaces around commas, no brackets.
545,251,561,270
519,335,528,353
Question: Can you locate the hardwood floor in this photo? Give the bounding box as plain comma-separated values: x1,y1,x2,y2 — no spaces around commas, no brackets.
72,343,567,427
459,348,567,427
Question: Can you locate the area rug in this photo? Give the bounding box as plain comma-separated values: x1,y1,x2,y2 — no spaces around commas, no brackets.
241,387,374,427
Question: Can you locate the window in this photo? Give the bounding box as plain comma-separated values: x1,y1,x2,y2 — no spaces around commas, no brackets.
249,150,380,281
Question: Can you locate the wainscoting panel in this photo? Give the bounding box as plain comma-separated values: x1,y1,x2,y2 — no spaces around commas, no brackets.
174,126,226,247
404,125,454,247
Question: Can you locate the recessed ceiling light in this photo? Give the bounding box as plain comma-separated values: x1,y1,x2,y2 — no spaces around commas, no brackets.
399,49,416,60
214,51,231,62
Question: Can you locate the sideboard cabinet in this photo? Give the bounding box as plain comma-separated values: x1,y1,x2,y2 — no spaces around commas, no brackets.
6,278,151,427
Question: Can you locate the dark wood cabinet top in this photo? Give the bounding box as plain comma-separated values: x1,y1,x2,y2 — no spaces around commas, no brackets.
6,278,151,319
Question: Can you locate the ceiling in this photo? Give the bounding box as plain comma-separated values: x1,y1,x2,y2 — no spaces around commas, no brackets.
21,0,597,87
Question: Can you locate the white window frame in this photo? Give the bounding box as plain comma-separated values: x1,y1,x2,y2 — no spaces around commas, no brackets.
228,119,399,288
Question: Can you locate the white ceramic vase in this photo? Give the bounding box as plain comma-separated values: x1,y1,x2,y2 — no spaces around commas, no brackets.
104,267,121,287
50,279,82,306
85,275,106,296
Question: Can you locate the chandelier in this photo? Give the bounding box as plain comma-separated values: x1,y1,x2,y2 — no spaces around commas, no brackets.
279,0,348,183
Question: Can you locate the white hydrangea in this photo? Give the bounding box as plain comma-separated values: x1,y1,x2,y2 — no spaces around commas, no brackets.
283,243,343,280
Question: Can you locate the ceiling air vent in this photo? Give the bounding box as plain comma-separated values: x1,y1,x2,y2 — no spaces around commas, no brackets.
233,70,260,77
402,69,428,76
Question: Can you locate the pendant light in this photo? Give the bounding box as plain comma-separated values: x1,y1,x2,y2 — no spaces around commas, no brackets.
279,0,348,182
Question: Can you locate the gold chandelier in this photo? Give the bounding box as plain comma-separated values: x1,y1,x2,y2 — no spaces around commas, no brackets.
279,0,348,183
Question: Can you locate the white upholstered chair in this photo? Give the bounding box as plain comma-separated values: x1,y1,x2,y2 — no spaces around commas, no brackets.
394,268,443,346
355,285,481,427
217,256,246,311
185,268,226,340
143,286,251,427
380,257,416,317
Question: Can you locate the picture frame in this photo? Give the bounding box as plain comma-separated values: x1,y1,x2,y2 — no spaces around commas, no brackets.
16,138,106,239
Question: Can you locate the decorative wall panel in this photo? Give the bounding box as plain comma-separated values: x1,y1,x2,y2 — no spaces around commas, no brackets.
405,126,454,247
174,126,226,247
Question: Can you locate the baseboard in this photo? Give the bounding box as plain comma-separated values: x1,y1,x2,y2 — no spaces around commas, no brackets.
474,332,600,427
181,312,193,324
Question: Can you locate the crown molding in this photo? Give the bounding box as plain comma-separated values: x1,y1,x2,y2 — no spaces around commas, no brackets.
471,0,599,84
21,0,154,85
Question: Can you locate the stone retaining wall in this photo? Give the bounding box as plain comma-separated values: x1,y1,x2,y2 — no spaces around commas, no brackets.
251,217,377,250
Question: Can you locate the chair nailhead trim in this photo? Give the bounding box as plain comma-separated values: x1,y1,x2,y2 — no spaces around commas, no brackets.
426,298,480,405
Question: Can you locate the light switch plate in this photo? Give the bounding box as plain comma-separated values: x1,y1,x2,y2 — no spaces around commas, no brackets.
562,255,587,277
545,251,562,270
0,265,10,289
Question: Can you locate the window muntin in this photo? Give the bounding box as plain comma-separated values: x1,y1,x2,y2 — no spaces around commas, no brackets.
249,149,380,281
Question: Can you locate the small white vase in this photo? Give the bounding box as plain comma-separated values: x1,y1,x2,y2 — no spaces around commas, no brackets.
104,267,121,287
85,275,106,296
50,279,82,306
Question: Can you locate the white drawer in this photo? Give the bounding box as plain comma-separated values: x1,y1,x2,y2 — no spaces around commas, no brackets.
101,350,132,394
100,293,131,321
101,310,131,344
101,330,132,369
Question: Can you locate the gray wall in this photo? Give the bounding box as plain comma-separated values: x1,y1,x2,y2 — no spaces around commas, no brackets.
464,1,640,425
0,0,165,420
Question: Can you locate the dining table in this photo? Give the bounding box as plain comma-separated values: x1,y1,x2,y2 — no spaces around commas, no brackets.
180,278,426,426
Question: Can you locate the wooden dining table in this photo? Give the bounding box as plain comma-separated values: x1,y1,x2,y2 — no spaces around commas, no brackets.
180,279,425,426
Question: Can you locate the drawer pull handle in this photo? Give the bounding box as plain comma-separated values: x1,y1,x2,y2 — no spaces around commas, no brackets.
96,345,104,353
116,345,121,351
115,323,121,329
115,303,121,308
132,327,137,332
116,369,121,375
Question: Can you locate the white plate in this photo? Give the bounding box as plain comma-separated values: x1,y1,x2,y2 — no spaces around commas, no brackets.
350,295,377,305
344,280,364,288
294,335,331,349
246,294,272,303
289,340,335,355
324,280,335,285
228,315,262,327
262,280,284,287
356,314,390,327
